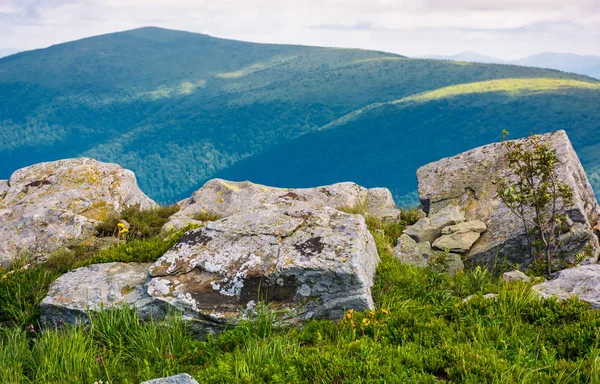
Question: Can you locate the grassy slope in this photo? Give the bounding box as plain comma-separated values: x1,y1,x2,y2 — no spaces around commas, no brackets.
1,27,599,202
3,211,600,383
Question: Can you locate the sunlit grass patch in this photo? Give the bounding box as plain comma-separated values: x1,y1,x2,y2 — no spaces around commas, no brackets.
395,78,600,104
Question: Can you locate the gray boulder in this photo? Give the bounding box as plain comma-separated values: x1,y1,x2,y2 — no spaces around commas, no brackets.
403,205,465,244
40,262,165,326
148,205,379,336
163,179,400,231
502,270,531,283
532,264,600,308
0,158,155,267
417,130,600,267
141,373,199,384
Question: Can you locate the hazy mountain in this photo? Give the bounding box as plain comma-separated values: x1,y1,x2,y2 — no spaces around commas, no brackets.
419,51,504,64
0,48,18,58
420,51,600,79
511,53,600,80
1,27,599,204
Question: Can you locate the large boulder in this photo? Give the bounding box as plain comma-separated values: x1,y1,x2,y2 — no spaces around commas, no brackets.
148,205,379,336
0,158,155,266
163,179,400,231
533,264,600,308
40,262,165,326
416,131,600,267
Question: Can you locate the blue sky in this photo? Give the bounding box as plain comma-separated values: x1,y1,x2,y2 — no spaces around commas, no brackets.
1,0,599,59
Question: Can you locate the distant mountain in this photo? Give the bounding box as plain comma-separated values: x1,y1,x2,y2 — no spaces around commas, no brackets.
1,27,599,205
420,51,600,79
511,53,600,80
419,51,504,64
0,48,18,58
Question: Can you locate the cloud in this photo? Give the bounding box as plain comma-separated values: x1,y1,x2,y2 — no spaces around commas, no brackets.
1,0,599,59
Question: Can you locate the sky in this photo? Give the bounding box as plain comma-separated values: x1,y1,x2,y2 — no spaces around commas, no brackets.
1,0,599,59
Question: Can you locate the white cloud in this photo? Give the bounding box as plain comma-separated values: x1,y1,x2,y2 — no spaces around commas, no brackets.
1,0,599,59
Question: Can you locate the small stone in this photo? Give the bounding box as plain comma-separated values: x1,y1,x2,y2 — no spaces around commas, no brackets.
141,373,199,384
502,270,531,283
118,219,131,229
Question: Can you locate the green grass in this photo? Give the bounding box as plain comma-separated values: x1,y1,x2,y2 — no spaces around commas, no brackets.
96,205,180,240
395,78,600,104
4,210,600,382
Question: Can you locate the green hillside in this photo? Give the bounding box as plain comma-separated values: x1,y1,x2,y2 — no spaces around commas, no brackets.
1,27,599,203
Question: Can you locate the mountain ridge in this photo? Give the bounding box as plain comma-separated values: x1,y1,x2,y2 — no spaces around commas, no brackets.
1,27,599,204
418,51,600,79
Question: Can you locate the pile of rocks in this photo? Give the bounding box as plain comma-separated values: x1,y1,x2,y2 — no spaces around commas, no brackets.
37,171,384,336
394,205,486,275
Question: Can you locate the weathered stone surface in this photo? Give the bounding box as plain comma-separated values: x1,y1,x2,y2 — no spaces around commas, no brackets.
141,373,199,384
0,180,8,198
442,220,487,235
502,270,531,283
0,158,155,266
393,234,464,275
403,205,465,244
432,231,482,253
417,131,600,267
163,179,399,231
366,188,401,223
394,234,432,268
40,262,165,326
148,205,379,335
533,264,600,308
434,253,464,276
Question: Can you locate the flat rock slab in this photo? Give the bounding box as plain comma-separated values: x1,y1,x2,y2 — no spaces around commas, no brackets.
0,158,155,266
141,373,199,384
148,205,379,335
163,179,400,231
417,130,600,267
432,231,482,254
40,262,165,326
533,264,600,308
403,205,465,244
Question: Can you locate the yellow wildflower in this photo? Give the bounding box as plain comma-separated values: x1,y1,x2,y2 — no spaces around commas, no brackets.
368,311,375,318
345,309,354,319
381,308,389,315
362,318,370,326
117,223,129,234
2,275,7,279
